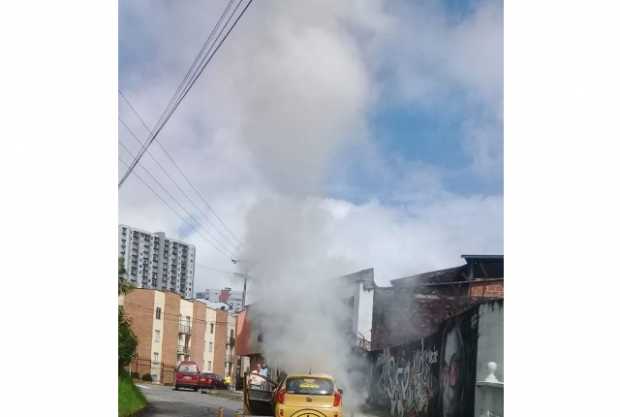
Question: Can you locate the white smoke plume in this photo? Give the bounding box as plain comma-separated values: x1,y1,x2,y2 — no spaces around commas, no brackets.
240,196,370,412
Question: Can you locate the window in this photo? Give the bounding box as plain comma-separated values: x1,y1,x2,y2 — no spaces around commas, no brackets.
154,330,160,343
153,352,159,363
208,342,213,352
286,377,334,395
155,307,161,320
207,361,212,371
177,363,198,373
210,323,214,334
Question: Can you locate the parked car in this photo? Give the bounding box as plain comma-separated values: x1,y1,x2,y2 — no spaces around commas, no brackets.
175,361,200,391
274,374,343,417
198,372,227,390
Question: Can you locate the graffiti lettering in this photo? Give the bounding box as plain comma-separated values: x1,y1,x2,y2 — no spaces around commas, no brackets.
369,341,439,417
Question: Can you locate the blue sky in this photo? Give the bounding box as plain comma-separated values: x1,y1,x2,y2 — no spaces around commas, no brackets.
118,0,503,287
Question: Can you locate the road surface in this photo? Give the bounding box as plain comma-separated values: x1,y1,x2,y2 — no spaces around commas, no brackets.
136,383,244,417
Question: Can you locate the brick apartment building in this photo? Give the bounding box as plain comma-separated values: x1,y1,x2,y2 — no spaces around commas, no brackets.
120,288,239,384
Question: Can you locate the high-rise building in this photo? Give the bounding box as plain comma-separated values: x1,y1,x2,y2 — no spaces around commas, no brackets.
196,287,243,312
119,224,195,298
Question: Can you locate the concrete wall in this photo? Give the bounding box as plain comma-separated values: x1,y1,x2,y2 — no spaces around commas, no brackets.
356,281,374,344
191,301,206,370
474,301,503,417
213,309,228,375
226,313,236,378
149,290,166,381
203,307,216,372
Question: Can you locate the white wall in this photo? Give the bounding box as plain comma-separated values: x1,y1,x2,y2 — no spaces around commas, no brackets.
203,307,216,372
150,290,165,381
356,282,374,344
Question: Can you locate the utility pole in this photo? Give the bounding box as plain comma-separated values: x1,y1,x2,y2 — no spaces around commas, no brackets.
241,273,248,309
232,259,255,310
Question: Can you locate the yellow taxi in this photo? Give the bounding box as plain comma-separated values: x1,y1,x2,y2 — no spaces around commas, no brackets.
274,374,343,417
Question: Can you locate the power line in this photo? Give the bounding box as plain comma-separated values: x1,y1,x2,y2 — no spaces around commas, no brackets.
118,154,233,258
119,0,254,188
119,118,239,253
195,263,242,276
118,98,241,248
118,145,234,257
118,94,241,249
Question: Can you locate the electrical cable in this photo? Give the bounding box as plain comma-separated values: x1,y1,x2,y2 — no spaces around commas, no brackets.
119,0,254,188
119,119,239,253
119,154,233,258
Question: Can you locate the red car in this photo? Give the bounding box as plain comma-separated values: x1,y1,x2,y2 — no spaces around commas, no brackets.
199,373,227,390
175,361,200,391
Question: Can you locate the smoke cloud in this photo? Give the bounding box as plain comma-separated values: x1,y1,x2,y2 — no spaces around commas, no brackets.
240,195,370,412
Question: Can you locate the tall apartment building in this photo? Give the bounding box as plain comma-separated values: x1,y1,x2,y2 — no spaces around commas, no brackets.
119,225,196,298
196,287,243,312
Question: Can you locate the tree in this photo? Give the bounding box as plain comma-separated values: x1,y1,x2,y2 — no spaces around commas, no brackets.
118,256,137,371
118,256,133,295
119,306,137,369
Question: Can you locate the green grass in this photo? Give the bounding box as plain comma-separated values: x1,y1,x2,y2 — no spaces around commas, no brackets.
119,371,147,417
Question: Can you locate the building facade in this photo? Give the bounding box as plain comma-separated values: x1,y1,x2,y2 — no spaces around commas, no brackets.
120,288,235,384
367,255,504,417
119,225,196,298
196,287,243,312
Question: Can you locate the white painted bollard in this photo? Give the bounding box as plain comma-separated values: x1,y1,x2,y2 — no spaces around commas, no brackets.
484,361,500,383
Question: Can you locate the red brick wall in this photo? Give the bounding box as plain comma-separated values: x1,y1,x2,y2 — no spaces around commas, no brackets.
191,302,206,371
124,289,154,377
162,292,181,384
469,280,504,298
235,310,252,356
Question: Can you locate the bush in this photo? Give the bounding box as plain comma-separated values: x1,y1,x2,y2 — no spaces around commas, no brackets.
119,307,137,370
119,370,147,417
131,372,140,379
142,374,153,382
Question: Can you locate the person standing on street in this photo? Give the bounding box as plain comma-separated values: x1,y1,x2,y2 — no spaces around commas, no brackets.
259,363,269,379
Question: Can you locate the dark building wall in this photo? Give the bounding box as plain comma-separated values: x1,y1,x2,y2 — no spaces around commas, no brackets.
368,301,503,417
372,287,472,350
213,309,228,375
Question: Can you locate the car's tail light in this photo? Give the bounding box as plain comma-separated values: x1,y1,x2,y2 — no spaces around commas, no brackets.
276,389,286,404
333,391,342,407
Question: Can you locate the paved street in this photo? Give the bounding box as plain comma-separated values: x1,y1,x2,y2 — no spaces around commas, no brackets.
136,384,244,417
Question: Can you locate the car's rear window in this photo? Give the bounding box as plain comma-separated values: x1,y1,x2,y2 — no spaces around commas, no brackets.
177,363,198,373
286,378,334,395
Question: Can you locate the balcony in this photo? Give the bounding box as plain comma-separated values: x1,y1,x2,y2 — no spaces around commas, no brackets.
176,344,188,355
178,321,192,335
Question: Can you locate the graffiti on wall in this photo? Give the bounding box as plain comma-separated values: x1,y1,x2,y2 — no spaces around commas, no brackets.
369,338,440,417
369,306,480,417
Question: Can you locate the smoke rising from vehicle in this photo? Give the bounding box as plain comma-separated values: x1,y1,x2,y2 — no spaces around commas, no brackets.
239,196,371,413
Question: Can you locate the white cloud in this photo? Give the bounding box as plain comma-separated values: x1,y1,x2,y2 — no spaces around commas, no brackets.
119,0,503,292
